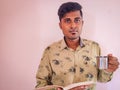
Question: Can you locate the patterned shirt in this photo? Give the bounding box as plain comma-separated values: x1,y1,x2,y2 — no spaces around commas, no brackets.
36,38,113,90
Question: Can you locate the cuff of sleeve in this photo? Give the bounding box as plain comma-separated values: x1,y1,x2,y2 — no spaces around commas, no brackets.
98,69,113,82
103,70,113,75
103,70,113,82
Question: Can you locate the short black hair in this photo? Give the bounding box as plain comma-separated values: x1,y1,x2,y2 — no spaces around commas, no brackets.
58,2,83,21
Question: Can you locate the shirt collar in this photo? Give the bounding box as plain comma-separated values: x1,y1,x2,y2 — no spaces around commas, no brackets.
60,37,85,50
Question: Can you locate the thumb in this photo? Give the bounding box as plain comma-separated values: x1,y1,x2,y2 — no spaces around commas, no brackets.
108,54,113,60
108,54,113,57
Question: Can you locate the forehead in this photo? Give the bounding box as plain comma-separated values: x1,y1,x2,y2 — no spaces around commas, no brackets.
63,10,81,19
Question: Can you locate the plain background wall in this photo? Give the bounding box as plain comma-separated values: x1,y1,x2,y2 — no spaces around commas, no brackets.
0,0,120,90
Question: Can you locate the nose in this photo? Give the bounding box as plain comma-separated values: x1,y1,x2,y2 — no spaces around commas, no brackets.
70,22,76,29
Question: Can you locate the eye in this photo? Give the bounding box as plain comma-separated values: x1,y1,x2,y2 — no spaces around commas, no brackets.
74,18,81,23
64,18,71,23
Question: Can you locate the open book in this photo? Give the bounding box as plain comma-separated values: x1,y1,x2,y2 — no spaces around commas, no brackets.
35,81,96,90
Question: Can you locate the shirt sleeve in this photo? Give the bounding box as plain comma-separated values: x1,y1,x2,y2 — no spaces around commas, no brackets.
35,47,53,88
97,69,113,82
92,42,113,82
95,43,113,82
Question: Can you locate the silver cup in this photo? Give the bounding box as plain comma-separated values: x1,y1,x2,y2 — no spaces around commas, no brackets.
96,56,108,69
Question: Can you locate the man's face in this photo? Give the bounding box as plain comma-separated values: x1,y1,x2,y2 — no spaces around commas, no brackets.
59,10,83,40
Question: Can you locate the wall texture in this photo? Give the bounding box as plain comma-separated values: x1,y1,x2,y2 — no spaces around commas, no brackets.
0,0,120,90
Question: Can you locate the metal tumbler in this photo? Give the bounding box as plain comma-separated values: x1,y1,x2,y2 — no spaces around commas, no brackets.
96,56,108,69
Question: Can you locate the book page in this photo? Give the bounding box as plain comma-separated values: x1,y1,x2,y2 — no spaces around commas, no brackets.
35,81,96,90
35,85,63,90
63,81,96,90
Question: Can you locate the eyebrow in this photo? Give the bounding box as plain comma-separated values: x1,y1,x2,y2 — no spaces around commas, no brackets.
75,17,81,20
63,18,71,22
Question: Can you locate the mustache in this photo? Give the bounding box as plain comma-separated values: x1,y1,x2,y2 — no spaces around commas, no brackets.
69,29,78,32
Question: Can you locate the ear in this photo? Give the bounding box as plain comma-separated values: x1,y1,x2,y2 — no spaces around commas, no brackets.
59,22,62,29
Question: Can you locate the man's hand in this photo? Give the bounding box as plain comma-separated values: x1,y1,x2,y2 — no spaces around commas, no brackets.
105,54,119,72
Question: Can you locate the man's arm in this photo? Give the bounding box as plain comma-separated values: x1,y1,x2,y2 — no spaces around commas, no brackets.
92,42,114,82
35,47,53,88
98,54,119,82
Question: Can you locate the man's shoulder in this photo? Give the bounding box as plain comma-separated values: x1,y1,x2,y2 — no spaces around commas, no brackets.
82,38,99,46
45,39,62,50
50,39,62,46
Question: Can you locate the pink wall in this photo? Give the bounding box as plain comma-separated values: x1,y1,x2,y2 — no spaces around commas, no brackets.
0,0,120,90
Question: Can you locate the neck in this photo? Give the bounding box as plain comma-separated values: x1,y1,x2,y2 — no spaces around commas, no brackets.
65,37,80,50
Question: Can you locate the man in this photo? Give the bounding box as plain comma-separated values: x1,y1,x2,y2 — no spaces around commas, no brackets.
35,2,119,90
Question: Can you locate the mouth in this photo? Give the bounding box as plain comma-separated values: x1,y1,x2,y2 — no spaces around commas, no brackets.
69,30,78,35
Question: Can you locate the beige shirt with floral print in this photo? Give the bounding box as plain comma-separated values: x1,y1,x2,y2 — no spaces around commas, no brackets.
36,38,113,90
